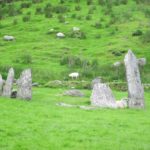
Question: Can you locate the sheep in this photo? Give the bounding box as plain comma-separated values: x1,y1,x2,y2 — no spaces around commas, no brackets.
69,72,79,79
3,35,15,41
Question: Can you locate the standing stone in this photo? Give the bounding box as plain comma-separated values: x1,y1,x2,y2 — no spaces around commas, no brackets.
17,69,32,100
91,83,117,108
2,68,14,98
91,77,102,89
124,50,144,108
0,74,4,95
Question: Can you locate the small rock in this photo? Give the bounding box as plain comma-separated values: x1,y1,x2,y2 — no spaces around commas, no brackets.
113,61,121,67
72,27,80,32
56,32,65,38
32,82,39,87
137,58,146,66
64,89,84,97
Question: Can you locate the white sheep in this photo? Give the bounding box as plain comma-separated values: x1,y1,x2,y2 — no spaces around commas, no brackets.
69,72,79,79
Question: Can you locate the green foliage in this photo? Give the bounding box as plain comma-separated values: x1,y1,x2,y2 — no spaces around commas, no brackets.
35,7,43,15
57,14,65,23
141,30,150,43
22,15,30,22
87,0,93,5
75,5,81,11
20,2,32,8
132,29,143,36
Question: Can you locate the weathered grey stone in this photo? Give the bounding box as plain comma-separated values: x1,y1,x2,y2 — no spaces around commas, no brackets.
64,89,84,97
17,69,32,100
124,50,145,108
91,77,102,89
56,32,65,38
91,83,117,108
2,68,14,98
113,61,121,67
0,74,4,95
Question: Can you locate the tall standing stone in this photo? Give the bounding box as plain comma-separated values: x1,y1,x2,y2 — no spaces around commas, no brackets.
17,69,32,100
91,83,117,108
2,68,14,97
0,74,4,95
124,50,144,108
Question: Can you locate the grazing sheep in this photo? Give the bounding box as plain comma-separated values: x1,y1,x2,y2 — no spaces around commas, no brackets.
3,35,15,41
69,72,79,79
116,99,128,108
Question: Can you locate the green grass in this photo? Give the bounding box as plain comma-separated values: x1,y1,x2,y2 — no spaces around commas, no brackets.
0,88,150,150
0,0,150,83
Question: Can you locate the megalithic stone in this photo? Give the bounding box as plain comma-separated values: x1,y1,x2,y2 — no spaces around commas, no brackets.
91,83,117,108
17,69,32,100
124,50,145,108
0,74,4,95
2,68,14,98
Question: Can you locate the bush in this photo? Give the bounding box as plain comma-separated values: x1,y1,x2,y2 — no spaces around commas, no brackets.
58,14,65,23
45,11,53,18
53,5,69,13
21,53,32,64
75,5,81,11
32,0,43,3
35,7,43,15
68,31,86,39
98,0,105,5
132,30,143,36
22,15,30,22
71,13,77,19
87,0,93,5
85,15,92,20
141,30,150,43
13,19,18,25
21,2,32,8
93,21,102,29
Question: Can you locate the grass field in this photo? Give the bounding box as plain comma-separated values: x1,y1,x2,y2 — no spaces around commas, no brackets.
0,88,150,150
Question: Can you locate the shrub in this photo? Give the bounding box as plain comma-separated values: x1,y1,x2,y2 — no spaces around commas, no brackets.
141,30,150,43
22,15,30,22
45,11,53,18
87,0,93,5
98,0,105,5
13,19,18,25
60,0,65,4
68,31,86,39
132,30,143,36
71,13,77,19
93,21,102,29
58,14,65,23
75,5,81,11
32,0,43,3
35,7,43,15
85,15,92,20
21,53,32,64
76,15,82,20
21,2,32,8
53,5,68,13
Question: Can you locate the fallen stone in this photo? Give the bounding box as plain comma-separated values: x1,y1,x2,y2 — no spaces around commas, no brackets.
3,35,15,41
64,89,84,97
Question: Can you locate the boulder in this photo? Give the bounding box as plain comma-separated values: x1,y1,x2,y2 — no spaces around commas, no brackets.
17,69,32,100
91,83,117,108
3,35,15,41
124,50,145,108
64,89,84,97
2,68,14,98
72,27,80,32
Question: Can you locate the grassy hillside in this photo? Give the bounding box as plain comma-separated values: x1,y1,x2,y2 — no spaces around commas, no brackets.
0,0,150,83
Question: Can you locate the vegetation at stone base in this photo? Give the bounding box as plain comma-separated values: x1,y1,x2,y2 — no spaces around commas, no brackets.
0,0,150,84
0,87,150,150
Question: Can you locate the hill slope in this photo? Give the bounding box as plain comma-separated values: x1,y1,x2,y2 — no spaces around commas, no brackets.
0,0,150,83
